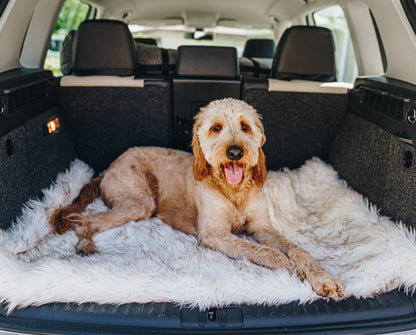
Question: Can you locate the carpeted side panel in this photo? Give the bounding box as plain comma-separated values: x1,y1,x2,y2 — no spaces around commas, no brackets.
243,89,348,170
328,113,389,208
0,108,76,229
0,126,29,228
59,86,171,172
25,108,77,197
385,137,416,226
328,112,416,227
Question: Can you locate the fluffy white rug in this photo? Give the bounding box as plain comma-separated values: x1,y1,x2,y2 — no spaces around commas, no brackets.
1,158,416,313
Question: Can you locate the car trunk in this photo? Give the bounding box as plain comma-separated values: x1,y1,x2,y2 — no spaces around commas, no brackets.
1,68,416,334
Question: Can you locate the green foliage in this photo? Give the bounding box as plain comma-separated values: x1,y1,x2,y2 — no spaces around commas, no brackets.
45,0,89,77
54,0,89,35
44,56,62,77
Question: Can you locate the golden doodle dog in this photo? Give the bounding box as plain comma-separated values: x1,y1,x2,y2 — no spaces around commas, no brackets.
51,98,343,298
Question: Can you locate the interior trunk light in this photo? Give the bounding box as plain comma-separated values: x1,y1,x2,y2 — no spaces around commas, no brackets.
47,118,60,134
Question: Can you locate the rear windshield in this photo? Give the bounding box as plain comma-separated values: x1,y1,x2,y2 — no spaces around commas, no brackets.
313,5,358,83
129,25,275,57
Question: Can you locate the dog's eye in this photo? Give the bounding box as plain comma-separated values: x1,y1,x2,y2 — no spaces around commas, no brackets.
241,122,250,132
211,124,222,132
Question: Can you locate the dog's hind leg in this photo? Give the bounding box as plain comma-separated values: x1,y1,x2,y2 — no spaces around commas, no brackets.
73,200,156,255
71,157,158,255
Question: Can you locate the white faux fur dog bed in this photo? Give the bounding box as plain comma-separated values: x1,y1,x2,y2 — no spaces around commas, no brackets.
1,158,416,312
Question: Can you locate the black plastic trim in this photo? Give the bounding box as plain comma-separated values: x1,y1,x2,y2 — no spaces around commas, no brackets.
0,68,58,137
350,76,416,145
0,290,415,334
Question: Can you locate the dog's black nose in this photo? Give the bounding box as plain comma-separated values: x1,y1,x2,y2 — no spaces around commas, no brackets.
226,145,244,161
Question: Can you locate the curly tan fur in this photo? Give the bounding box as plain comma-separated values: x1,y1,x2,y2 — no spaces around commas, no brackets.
49,98,344,298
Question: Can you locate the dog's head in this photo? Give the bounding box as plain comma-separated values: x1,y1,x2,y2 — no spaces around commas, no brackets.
192,98,267,187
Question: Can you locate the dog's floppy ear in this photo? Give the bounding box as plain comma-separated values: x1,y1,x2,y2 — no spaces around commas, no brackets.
251,111,267,186
192,120,210,181
252,148,267,187
255,116,266,147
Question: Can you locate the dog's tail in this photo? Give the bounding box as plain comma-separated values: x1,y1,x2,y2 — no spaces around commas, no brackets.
50,176,103,234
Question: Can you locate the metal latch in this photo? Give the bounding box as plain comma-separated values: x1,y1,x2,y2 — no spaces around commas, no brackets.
180,307,243,328
407,107,416,125
208,308,216,321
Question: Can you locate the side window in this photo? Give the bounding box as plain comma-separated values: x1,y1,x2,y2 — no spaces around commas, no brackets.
401,0,416,35
44,0,90,77
313,6,358,83
0,0,9,19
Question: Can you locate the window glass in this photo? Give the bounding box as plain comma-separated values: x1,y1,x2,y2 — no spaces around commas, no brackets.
0,0,8,19
313,6,358,83
401,0,416,36
44,0,89,76
130,25,274,57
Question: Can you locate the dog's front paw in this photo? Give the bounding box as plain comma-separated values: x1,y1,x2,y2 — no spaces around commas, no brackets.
309,270,344,298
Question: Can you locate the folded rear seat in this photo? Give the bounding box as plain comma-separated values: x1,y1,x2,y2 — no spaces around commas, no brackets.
136,42,177,77
243,26,352,170
134,37,157,46
59,20,171,172
239,39,275,79
239,57,272,79
60,30,76,75
172,45,241,150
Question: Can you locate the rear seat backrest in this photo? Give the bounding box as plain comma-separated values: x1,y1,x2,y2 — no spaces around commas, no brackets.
134,37,157,46
172,46,241,150
239,39,275,79
239,57,272,79
136,42,177,77
59,20,171,171
243,26,352,170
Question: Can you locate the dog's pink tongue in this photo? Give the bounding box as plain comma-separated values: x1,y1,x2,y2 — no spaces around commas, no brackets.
224,162,243,185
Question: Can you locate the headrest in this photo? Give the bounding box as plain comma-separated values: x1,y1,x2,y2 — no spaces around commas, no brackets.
134,37,157,46
60,30,76,75
271,26,336,82
72,20,137,76
243,39,276,59
175,46,239,79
